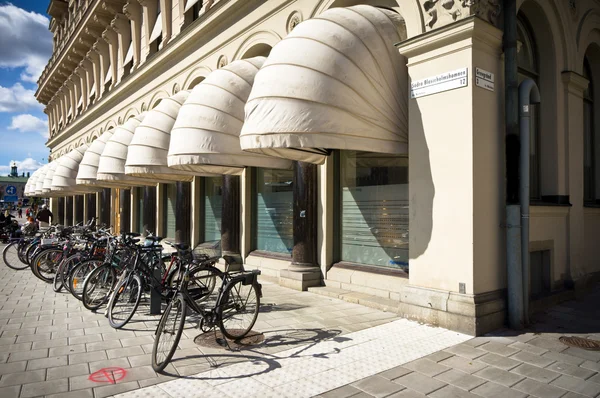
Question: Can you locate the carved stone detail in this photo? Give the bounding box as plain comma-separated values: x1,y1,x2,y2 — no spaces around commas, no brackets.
568,0,578,20
287,11,303,34
217,55,228,69
421,0,501,30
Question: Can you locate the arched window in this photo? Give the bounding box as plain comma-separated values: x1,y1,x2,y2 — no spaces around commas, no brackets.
584,57,595,203
517,16,541,199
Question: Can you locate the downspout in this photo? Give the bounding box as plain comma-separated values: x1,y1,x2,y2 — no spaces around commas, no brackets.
504,0,524,329
519,79,540,326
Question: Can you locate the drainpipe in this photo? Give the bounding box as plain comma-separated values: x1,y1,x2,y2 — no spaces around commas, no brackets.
504,0,523,329
519,79,540,326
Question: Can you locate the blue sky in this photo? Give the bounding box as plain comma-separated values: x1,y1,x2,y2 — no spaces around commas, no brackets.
0,1,53,176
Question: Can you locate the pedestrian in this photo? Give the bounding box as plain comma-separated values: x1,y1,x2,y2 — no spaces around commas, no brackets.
25,208,30,218
17,208,22,218
35,204,53,228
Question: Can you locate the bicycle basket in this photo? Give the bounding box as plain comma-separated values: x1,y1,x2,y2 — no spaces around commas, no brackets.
192,240,221,262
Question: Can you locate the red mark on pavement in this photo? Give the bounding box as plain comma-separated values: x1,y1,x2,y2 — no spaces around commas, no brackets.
88,367,127,384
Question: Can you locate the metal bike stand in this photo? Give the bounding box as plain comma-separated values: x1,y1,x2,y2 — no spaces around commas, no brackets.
150,260,162,315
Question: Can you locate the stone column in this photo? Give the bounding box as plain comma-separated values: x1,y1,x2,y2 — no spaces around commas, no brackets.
562,71,590,285
175,181,191,245
65,196,74,226
92,40,110,99
111,14,131,83
280,161,321,291
58,197,65,225
119,188,131,233
221,175,241,263
143,186,157,234
102,26,119,90
124,0,143,70
99,188,111,227
74,195,84,224
138,0,158,60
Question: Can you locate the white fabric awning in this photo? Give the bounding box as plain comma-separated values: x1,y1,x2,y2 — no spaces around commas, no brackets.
149,13,162,43
77,130,114,187
125,91,217,181
34,165,49,196
97,113,159,187
124,42,133,65
240,5,408,165
184,0,200,12
168,57,292,175
25,173,39,197
42,160,60,196
51,146,101,194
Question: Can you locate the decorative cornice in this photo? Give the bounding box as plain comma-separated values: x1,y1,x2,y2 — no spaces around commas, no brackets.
420,0,501,31
111,13,129,33
102,26,118,44
123,1,141,20
562,70,589,96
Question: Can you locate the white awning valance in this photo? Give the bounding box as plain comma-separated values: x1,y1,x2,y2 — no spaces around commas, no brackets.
184,0,200,12
97,113,159,187
77,130,114,187
240,5,408,165
34,165,49,196
149,13,162,43
26,172,39,197
52,146,101,194
168,57,292,175
42,160,60,196
126,91,217,181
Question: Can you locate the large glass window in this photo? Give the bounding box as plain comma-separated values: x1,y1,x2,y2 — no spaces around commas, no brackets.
137,187,144,233
339,151,409,270
517,17,541,200
253,168,293,254
203,177,222,242
163,184,176,239
584,57,595,204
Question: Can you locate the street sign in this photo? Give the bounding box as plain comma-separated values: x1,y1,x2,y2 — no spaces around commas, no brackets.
410,68,469,99
5,186,16,196
475,68,495,92
3,196,18,202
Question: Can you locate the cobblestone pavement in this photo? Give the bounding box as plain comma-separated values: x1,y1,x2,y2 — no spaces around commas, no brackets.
2,240,600,398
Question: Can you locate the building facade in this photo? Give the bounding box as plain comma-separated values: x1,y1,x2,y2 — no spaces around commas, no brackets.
33,0,600,335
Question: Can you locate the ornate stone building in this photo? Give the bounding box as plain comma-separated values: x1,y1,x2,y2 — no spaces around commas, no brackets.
31,0,600,335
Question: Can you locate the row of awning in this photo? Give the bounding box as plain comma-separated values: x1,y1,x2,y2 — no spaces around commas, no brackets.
26,5,408,198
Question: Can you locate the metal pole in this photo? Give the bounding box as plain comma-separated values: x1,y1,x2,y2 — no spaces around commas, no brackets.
519,79,540,326
504,0,523,329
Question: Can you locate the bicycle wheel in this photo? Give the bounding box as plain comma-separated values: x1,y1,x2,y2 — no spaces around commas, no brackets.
69,260,101,300
186,266,222,306
3,242,29,270
17,241,29,264
152,294,186,373
218,280,260,340
32,249,63,283
26,243,38,266
107,274,143,329
82,265,116,311
61,254,84,295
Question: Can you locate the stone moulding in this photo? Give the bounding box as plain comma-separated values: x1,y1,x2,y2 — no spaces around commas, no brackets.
420,0,502,30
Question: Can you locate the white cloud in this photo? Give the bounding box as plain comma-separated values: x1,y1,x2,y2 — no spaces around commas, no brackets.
0,158,43,175
0,4,52,83
9,114,48,138
0,83,43,112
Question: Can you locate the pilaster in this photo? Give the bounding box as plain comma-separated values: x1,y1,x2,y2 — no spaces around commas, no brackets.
124,1,143,70
102,26,119,90
111,14,131,83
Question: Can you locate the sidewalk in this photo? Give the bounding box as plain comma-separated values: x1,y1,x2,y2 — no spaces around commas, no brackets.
0,243,599,398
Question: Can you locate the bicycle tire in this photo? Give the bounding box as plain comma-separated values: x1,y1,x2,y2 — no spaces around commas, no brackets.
218,280,260,340
61,253,85,295
52,258,66,292
31,248,63,283
82,264,116,311
69,260,102,300
152,294,186,373
3,242,29,270
25,243,39,266
17,241,29,264
107,273,143,329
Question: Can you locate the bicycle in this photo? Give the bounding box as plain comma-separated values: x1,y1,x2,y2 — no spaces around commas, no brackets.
151,244,261,373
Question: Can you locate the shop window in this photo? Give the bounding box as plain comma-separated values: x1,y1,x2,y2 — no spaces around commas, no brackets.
530,250,551,299
203,176,222,242
517,16,541,200
162,184,176,238
253,168,293,254
136,187,144,233
584,57,596,204
337,151,408,271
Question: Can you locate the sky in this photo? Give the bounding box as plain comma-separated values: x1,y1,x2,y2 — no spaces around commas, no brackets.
0,1,53,176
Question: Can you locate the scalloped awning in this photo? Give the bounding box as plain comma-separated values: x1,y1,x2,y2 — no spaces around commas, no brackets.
125,91,218,181
77,130,114,187
97,113,160,187
25,171,40,197
168,57,292,175
34,165,49,197
51,146,102,194
240,5,408,164
42,160,61,197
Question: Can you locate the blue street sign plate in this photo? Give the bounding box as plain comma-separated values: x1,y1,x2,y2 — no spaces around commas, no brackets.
5,186,17,196
4,196,18,202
